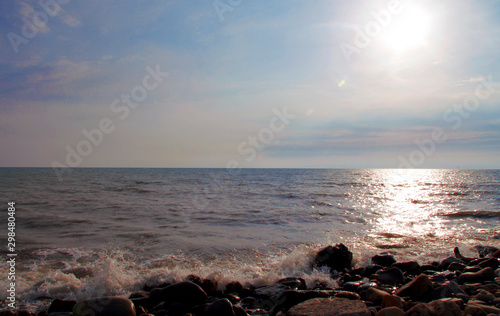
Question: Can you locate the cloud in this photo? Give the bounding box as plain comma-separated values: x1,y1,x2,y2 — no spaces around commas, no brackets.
60,14,80,27
18,1,50,34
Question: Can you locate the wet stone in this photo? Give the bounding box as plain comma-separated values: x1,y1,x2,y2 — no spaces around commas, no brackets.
372,253,397,267
73,297,136,316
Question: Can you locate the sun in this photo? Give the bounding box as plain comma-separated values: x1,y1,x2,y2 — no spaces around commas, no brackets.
381,5,431,52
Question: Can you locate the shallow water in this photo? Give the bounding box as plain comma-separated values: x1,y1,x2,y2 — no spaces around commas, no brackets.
0,168,499,309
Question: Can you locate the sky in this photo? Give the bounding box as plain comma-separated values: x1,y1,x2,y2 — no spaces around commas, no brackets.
0,0,499,169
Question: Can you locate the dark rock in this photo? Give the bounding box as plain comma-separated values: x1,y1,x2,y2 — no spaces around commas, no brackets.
464,303,500,315
447,262,466,272
134,306,147,316
341,281,363,292
421,264,440,273
376,306,404,316
458,267,496,284
475,245,500,258
47,299,76,314
463,266,482,273
394,274,434,299
428,281,467,300
468,258,488,267
167,302,188,316
277,277,307,290
374,267,405,285
130,297,154,310
205,298,235,316
372,253,397,267
128,291,148,299
472,289,495,303
185,274,202,285
73,297,136,316
365,287,390,305
286,297,370,316
148,281,207,307
361,264,384,278
391,261,421,275
201,278,218,296
314,243,353,272
440,256,465,270
233,305,249,316
478,258,500,270
225,281,243,294
0,311,15,316
254,283,289,299
429,271,457,284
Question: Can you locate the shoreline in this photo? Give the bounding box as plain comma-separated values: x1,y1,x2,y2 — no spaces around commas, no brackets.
2,243,500,316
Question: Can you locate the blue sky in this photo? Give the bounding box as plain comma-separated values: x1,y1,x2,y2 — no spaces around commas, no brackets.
0,0,499,168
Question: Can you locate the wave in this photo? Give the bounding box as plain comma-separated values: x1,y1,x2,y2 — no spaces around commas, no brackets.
440,210,499,219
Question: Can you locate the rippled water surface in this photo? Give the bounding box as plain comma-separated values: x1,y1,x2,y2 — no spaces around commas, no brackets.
0,168,499,308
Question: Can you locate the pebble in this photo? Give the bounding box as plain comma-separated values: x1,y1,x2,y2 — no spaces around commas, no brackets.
394,274,434,299
73,297,136,316
473,289,496,303
376,306,404,316
205,298,235,316
372,253,397,267
148,281,207,308
458,267,497,284
374,267,405,285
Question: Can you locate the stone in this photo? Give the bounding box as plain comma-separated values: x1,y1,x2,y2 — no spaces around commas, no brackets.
391,261,421,275
430,281,467,300
286,297,370,316
473,289,496,303
458,267,496,284
405,303,434,316
394,274,434,300
314,244,353,272
148,281,207,307
225,281,243,294
233,305,249,316
464,303,500,315
381,294,403,309
372,253,397,267
429,298,463,316
205,299,235,316
374,267,405,285
376,307,404,316
73,297,136,316
361,265,384,278
478,258,500,270
365,287,390,305
201,278,218,296
475,245,500,258
47,299,76,314
277,277,307,290
447,262,466,272
440,256,465,270
463,304,488,316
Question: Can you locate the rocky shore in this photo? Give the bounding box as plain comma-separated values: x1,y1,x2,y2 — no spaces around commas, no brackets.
2,244,500,316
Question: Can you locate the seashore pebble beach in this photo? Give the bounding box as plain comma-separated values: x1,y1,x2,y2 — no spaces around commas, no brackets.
2,243,500,316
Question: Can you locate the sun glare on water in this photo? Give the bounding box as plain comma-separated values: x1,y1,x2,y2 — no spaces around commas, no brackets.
382,5,431,52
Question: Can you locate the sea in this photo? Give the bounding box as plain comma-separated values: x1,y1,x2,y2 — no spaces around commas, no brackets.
0,168,499,310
